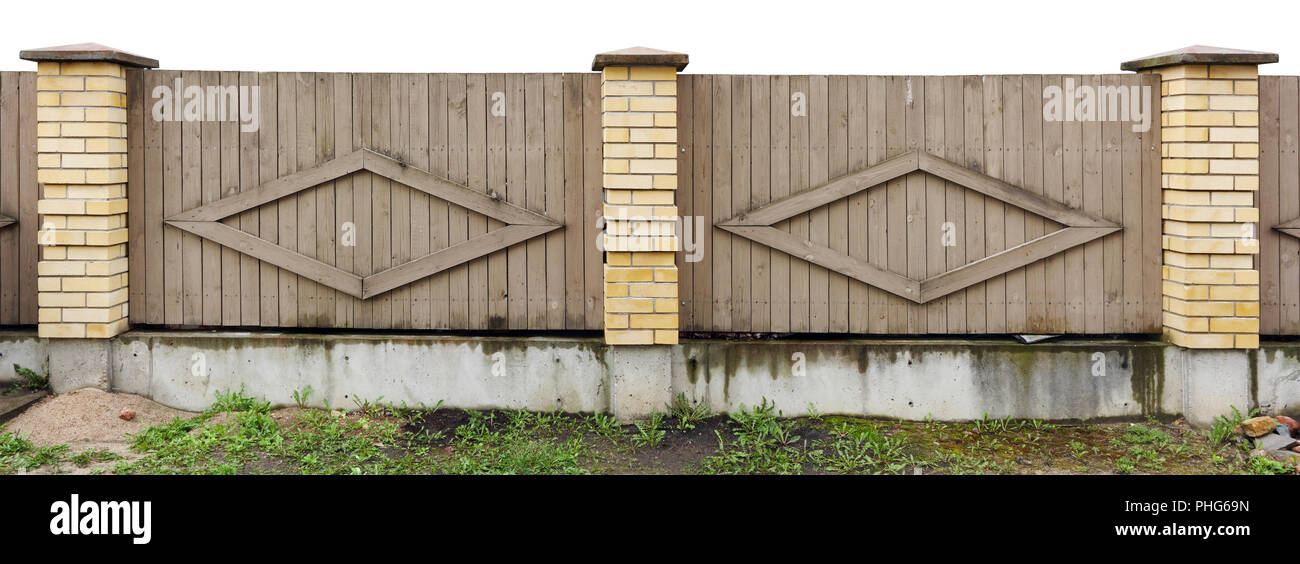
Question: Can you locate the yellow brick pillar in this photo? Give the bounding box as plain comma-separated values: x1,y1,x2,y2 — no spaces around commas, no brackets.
21,44,158,339
1124,46,1278,349
594,47,687,345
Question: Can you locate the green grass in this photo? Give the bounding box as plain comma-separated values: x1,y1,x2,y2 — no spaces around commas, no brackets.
1,394,1290,476
4,364,48,395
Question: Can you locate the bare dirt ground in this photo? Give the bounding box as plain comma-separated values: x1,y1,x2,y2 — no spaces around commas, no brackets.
5,389,195,474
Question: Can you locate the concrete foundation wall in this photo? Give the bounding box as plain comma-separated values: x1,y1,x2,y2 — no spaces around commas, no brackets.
5,329,1300,425
0,332,50,385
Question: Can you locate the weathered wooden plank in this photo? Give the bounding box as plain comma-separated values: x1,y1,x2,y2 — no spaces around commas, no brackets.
238,71,262,326
866,75,888,333
923,76,946,332
676,74,696,330
351,74,373,327
1002,76,1027,333
465,74,488,330
505,73,526,329
333,73,354,327
275,72,300,327
712,75,732,332
767,75,788,332
847,75,870,332
750,75,772,332
1101,75,1124,332
1260,76,1280,334
904,76,926,332
369,73,392,327
731,75,751,331
582,73,603,330
428,73,450,329
1116,75,1140,332
0,73,18,324
142,71,166,324
388,73,410,329
486,73,508,329
807,75,830,333
1042,75,1066,331
1280,77,1300,331
314,72,337,328
826,75,850,333
544,73,566,330
446,74,470,329
219,70,241,326
15,73,35,324
296,72,319,327
885,76,908,333
257,72,279,326
563,73,585,329
789,75,811,333
942,75,966,332
1081,75,1104,333
981,76,1007,334
1140,74,1161,332
124,70,145,325
1021,75,1046,332
181,70,204,325
525,73,546,329
1061,75,1085,333
962,76,986,332
405,76,431,328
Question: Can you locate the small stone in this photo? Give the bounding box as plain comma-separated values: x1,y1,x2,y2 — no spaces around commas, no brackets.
1250,448,1268,458
1241,416,1277,438
118,407,135,421
1277,415,1299,434
1259,433,1299,451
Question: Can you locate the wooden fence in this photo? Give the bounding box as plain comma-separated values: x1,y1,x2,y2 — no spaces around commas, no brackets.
0,70,1181,335
1258,76,1300,335
677,74,1162,334
0,72,38,326
125,70,606,330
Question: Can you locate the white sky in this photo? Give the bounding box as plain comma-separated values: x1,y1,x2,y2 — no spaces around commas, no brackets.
1,0,1296,75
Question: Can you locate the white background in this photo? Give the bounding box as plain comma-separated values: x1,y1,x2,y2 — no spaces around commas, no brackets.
0,0,1295,74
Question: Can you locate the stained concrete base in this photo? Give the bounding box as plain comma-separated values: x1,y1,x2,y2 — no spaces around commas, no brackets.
3,329,1299,425
48,339,111,393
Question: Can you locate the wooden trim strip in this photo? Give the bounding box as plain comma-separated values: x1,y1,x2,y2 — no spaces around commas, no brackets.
361,150,558,226
718,224,921,302
168,150,365,222
918,227,1119,302
917,152,1119,228
166,220,364,298
720,150,918,226
362,224,559,298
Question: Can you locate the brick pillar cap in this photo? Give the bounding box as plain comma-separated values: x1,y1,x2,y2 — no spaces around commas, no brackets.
592,46,688,71
1121,45,1277,72
19,42,158,69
